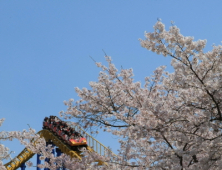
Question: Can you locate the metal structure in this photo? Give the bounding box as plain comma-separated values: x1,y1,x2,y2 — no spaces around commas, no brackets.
67,122,115,157
4,123,116,170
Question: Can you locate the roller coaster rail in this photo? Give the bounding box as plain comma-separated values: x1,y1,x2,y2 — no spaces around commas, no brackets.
4,120,117,170
67,122,116,158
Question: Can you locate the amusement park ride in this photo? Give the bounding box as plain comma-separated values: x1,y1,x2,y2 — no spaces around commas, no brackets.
43,116,87,151
4,116,115,170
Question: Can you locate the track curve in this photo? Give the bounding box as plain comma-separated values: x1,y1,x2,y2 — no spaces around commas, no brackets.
4,129,91,170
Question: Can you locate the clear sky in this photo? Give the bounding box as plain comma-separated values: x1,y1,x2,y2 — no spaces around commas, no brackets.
1,0,222,169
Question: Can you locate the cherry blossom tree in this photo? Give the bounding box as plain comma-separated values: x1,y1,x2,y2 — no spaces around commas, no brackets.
2,21,222,170
60,21,222,170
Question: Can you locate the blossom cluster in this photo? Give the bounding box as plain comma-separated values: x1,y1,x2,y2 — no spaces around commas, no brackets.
2,21,222,169
60,21,222,169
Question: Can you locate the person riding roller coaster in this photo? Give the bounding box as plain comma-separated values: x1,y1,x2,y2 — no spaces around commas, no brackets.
42,116,87,149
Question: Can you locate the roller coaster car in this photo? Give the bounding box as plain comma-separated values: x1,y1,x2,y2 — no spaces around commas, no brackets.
43,121,49,129
69,137,87,146
56,129,63,136
42,116,88,150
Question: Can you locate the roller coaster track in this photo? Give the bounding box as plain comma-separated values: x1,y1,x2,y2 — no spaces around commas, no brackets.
4,124,116,170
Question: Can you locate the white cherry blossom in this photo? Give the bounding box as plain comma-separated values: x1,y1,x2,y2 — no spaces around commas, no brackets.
2,21,222,170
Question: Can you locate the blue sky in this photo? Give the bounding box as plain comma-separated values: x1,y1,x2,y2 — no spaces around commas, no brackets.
1,0,222,168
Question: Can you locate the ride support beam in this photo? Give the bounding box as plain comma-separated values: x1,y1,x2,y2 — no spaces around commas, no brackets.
36,154,41,170
56,148,66,170
44,142,55,170
20,163,26,170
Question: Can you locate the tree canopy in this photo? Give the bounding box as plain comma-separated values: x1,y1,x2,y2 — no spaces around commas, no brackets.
2,21,222,170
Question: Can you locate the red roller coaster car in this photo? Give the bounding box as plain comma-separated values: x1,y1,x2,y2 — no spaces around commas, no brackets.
43,116,87,150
